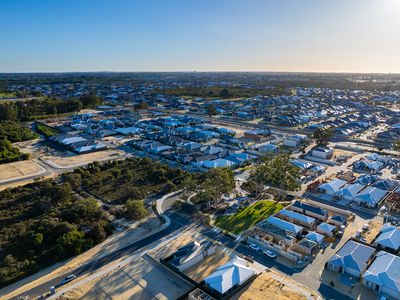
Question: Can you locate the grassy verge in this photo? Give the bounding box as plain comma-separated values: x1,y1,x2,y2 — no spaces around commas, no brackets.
36,123,60,138
215,200,284,234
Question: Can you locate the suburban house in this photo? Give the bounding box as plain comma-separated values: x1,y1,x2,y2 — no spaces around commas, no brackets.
277,209,316,228
304,232,325,244
266,216,303,237
203,256,256,297
362,251,400,299
290,200,329,221
373,224,400,252
170,240,216,272
316,222,336,237
257,143,279,153
353,159,384,174
317,179,348,196
353,186,387,208
311,146,334,159
283,134,307,148
328,215,347,227
326,240,375,278
338,183,366,201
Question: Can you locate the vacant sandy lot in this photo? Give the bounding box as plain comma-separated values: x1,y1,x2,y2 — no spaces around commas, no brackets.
61,255,193,300
0,160,46,182
147,228,200,261
233,272,311,300
363,219,383,244
42,149,125,169
184,246,232,282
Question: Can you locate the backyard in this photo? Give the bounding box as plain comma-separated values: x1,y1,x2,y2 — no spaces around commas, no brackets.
215,200,284,234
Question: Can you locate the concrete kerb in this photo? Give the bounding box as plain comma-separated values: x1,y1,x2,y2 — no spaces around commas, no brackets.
48,224,194,299
155,189,183,214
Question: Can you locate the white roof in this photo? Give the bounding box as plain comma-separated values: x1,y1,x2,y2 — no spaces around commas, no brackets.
375,224,400,251
363,251,400,295
318,179,347,194
354,187,387,206
61,136,87,145
317,222,336,233
278,209,316,225
114,127,141,135
202,158,235,168
204,256,255,294
267,216,303,234
339,183,365,198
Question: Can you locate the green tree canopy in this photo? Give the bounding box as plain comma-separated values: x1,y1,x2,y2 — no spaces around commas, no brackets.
134,102,149,110
394,140,400,151
79,93,102,108
125,199,147,220
249,154,301,192
206,104,218,117
312,127,334,146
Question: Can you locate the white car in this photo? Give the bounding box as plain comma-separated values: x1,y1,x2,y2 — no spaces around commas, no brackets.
263,250,277,258
249,244,260,251
57,274,77,287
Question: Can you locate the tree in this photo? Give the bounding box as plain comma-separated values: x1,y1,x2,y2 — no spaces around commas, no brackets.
33,233,44,246
206,104,218,117
312,127,334,146
56,229,87,256
394,140,400,151
180,175,197,202
0,104,17,121
219,88,231,99
125,200,147,220
63,172,82,188
134,102,149,110
249,154,301,193
79,93,102,108
191,168,235,206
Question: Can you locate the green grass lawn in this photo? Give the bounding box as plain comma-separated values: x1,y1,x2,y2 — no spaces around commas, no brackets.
36,123,61,138
215,200,284,234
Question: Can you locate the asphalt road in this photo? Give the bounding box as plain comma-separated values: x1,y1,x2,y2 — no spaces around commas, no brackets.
198,223,353,300
11,212,190,300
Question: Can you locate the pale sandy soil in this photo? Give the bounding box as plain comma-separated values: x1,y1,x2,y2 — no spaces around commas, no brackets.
0,215,162,299
233,272,315,300
61,255,192,300
147,228,201,261
42,149,125,168
363,219,383,244
183,246,232,282
0,160,46,182
78,109,101,114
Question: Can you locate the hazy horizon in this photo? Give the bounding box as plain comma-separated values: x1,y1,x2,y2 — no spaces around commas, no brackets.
1,0,400,73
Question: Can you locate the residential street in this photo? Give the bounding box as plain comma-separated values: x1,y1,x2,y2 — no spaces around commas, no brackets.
8,212,190,300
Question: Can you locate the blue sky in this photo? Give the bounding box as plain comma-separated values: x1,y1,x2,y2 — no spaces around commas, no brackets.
1,0,399,73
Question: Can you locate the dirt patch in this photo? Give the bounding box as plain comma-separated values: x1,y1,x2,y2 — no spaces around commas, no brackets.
0,160,46,182
61,255,192,300
232,272,309,300
183,247,232,282
147,229,200,261
363,219,383,244
42,149,125,168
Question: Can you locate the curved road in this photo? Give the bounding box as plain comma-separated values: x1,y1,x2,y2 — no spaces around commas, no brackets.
11,212,190,300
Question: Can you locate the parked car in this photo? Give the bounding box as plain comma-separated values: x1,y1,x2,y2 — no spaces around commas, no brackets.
249,244,260,251
263,250,277,258
56,274,76,287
